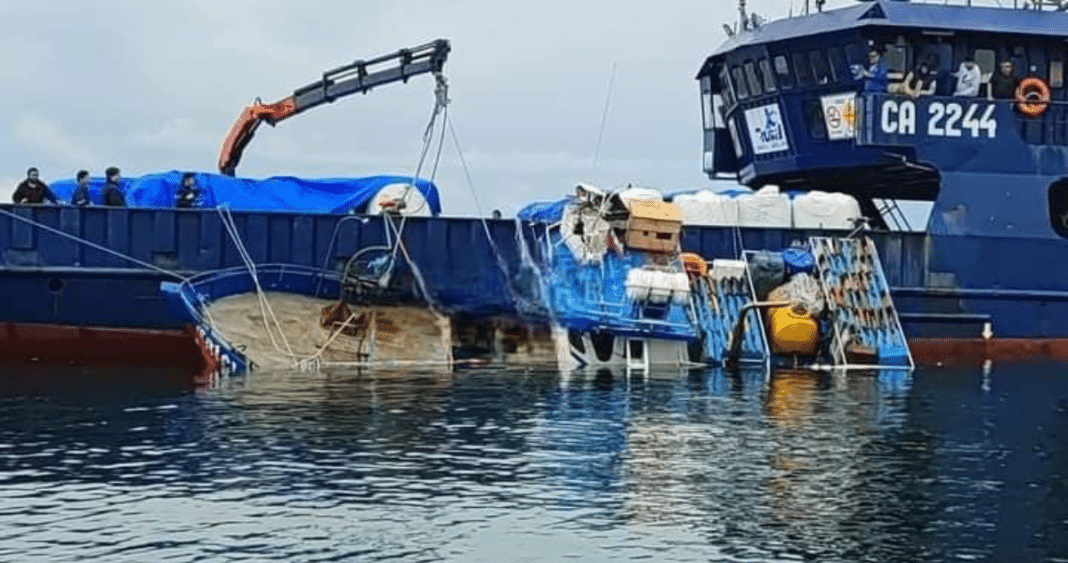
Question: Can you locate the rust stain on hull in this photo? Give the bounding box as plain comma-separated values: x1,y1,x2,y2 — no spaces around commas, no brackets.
909,338,1068,366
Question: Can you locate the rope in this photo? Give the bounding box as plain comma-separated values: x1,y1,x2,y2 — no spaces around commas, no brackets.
592,62,618,172
210,206,378,371
446,114,543,316
216,206,298,361
203,74,452,372
317,73,448,291
387,72,449,267
0,206,190,281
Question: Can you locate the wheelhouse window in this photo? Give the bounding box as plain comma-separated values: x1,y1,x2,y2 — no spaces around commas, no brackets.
792,51,814,86
844,43,865,73
827,47,846,82
759,58,777,92
1051,60,1064,88
810,50,832,84
804,99,828,140
744,61,763,96
773,55,792,88
884,44,909,75
700,76,713,131
727,117,745,158
732,66,749,100
719,66,737,108
974,48,996,81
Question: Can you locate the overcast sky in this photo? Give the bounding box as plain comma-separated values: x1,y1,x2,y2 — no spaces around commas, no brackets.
2,0,891,216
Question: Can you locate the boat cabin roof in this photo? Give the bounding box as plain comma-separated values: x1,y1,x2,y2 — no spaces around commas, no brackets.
699,0,1068,75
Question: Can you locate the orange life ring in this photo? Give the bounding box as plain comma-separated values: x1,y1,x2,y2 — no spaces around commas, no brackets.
1015,77,1051,118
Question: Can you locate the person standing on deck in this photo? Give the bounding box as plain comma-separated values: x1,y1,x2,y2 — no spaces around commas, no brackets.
861,48,889,94
175,172,201,208
12,167,58,204
71,170,92,206
101,166,126,207
989,60,1020,100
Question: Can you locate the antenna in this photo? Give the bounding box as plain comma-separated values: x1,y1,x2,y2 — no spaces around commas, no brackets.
592,62,617,172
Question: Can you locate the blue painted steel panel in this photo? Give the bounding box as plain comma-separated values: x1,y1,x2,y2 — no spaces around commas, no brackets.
11,207,34,250
267,216,292,263
426,218,450,287
243,215,269,264
129,210,156,265
177,213,200,268
153,212,176,253
104,211,129,269
33,208,65,266
291,216,314,267
220,214,245,267
198,214,223,270
333,217,359,259
56,207,81,266
313,217,338,269
80,209,107,267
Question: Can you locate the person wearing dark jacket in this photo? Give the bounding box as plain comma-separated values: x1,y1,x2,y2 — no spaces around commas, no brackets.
101,166,126,207
12,167,58,204
175,172,200,208
71,169,92,206
989,60,1020,100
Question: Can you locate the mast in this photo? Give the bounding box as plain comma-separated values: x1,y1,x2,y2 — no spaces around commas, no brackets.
739,0,748,30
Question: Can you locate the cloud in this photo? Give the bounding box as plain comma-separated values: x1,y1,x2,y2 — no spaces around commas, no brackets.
2,177,20,203
0,0,872,214
130,118,220,152
12,114,97,169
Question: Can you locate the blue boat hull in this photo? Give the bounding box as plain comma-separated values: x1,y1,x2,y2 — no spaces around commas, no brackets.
0,205,1065,363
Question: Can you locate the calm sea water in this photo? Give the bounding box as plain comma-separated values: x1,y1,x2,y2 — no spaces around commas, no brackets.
0,362,1065,562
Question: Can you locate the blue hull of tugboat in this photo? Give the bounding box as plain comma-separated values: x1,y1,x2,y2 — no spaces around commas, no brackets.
1,204,1066,361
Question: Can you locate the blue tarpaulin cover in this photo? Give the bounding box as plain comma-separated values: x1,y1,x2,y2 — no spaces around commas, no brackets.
516,197,573,223
48,170,442,215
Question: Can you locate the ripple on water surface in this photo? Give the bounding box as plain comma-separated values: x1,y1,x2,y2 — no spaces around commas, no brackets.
0,363,1066,562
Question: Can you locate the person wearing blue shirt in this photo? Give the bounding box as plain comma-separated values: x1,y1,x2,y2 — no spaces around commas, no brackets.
861,48,889,93
71,170,92,206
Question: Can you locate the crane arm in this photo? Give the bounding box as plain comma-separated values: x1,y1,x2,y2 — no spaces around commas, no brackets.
218,39,451,176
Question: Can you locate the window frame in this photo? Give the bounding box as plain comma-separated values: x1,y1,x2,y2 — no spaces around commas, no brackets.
744,60,763,97
773,55,793,89
759,58,778,93
732,65,750,100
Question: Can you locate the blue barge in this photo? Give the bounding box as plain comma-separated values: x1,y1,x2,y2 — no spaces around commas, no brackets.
0,202,1053,371
6,1,1068,372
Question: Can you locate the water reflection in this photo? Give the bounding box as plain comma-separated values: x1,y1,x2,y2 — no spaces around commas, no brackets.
0,363,1064,562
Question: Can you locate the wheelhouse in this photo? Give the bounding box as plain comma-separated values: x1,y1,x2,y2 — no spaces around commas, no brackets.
697,0,1068,227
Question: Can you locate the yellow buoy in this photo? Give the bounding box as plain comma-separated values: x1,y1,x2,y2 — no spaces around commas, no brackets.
767,304,819,356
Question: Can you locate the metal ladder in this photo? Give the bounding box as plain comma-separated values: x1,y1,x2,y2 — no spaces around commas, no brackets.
625,338,650,372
